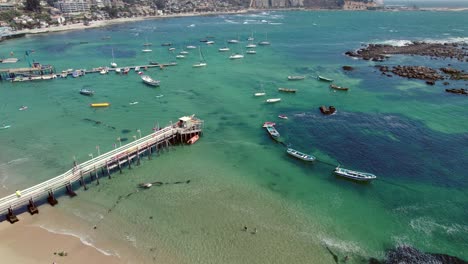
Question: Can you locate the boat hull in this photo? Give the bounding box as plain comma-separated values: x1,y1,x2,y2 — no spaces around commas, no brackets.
286,148,316,162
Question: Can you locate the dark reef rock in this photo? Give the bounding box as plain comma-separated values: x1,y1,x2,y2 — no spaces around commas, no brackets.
445,88,468,95
369,246,468,264
342,65,355,71
346,42,467,62
377,65,444,82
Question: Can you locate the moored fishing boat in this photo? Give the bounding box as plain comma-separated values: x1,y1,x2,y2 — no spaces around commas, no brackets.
319,105,336,115
262,122,276,127
141,75,160,87
229,53,244,59
187,134,200,144
219,47,230,52
330,84,349,91
334,166,377,181
186,45,197,49
278,88,297,93
288,75,305,81
278,115,288,119
254,92,266,97
286,148,316,162
266,98,281,103
80,88,94,96
19,106,28,111
264,124,280,139
317,75,333,82
246,50,256,54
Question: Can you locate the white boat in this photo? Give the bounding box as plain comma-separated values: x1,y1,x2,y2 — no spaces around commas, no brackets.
266,98,281,103
206,41,215,45
0,124,11,130
1,58,19,63
180,50,189,55
227,39,239,44
288,75,306,81
100,68,108,75
186,45,197,49
141,75,160,87
258,32,271,46
246,50,256,54
110,48,117,67
229,54,244,59
135,66,140,72
19,106,28,111
254,92,266,97
129,101,139,105
115,68,121,74
176,55,185,59
169,47,176,51
219,47,230,52
246,43,257,48
334,166,377,181
193,47,207,68
142,49,152,52
286,148,316,162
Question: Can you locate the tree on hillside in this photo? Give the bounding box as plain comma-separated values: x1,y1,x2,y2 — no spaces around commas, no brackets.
25,0,41,12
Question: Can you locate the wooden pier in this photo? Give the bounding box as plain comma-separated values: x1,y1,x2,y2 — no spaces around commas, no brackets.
0,115,203,223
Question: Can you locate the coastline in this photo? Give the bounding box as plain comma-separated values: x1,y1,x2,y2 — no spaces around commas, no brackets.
13,10,250,37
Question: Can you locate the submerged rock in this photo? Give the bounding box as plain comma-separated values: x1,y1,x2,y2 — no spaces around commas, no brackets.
370,246,468,264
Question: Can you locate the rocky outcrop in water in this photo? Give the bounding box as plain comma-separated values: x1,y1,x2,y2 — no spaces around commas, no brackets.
377,65,444,83
346,42,468,62
369,245,468,264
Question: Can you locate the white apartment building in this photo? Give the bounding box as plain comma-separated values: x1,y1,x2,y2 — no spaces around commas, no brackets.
55,0,90,13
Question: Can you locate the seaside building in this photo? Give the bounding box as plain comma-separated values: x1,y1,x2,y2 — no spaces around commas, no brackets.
343,0,378,10
55,0,90,13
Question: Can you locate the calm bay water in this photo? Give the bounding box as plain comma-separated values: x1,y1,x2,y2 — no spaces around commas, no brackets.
0,11,467,263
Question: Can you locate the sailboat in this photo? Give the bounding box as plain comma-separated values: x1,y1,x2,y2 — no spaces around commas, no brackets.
258,33,271,46
193,47,207,68
110,48,117,68
247,31,254,41
143,37,152,46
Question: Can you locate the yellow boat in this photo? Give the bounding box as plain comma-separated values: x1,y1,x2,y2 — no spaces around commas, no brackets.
90,103,110,107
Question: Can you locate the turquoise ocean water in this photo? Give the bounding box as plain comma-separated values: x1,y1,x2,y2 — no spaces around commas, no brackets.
0,11,467,263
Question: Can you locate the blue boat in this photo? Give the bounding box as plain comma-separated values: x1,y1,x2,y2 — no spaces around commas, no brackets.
264,124,280,139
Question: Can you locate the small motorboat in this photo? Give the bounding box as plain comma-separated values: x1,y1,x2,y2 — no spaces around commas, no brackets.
266,98,281,103
246,50,257,54
278,88,297,93
330,84,349,91
142,49,152,53
288,75,305,81
80,88,94,96
129,101,139,105
187,134,200,144
19,106,28,111
168,47,176,51
254,92,266,97
317,75,334,82
0,124,11,130
176,55,185,59
264,125,280,139
334,166,377,181
186,45,197,49
278,115,288,119
219,47,230,52
141,75,160,87
262,122,276,128
206,41,215,45
139,183,153,188
287,148,316,162
229,54,244,59
319,105,336,115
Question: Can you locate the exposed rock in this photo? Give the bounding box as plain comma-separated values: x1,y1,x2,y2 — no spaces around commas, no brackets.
446,88,468,95
380,246,468,264
342,65,354,71
378,65,443,82
346,42,468,62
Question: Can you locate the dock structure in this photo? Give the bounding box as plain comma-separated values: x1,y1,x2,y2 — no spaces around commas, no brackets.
0,64,55,81
0,115,203,223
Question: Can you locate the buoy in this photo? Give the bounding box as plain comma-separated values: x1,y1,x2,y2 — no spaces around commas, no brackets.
90,103,110,107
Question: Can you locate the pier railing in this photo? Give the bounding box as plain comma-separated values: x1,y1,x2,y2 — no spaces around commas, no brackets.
0,118,202,216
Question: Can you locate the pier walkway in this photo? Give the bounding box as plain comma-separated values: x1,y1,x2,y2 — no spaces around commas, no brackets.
0,115,203,222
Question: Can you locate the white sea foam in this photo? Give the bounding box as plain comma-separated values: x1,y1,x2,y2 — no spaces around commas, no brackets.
409,217,468,236
374,37,468,46
318,235,363,254
37,225,120,257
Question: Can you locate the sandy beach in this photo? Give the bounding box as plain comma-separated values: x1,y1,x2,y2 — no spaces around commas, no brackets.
0,206,126,264
15,10,250,36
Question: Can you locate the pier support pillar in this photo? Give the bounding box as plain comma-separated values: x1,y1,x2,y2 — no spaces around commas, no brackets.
66,184,77,197
148,146,152,160
6,208,19,224
28,199,39,215
95,167,99,185
137,147,141,166
80,172,87,190
127,154,132,169
118,158,122,174
106,163,111,179
47,191,58,206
